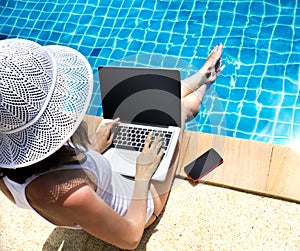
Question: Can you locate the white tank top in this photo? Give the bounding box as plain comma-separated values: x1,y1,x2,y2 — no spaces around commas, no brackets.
3,148,154,227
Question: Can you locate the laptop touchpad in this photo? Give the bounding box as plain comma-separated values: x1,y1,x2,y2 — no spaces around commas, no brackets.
104,148,139,176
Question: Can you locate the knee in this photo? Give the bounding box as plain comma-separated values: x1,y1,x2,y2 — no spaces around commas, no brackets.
182,101,200,121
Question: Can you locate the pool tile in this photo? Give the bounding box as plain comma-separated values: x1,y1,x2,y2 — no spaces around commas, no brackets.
257,91,283,107
278,108,294,122
256,119,275,136
293,125,300,139
259,107,278,120
282,94,296,107
241,102,259,117
285,81,299,98
294,108,300,123
275,122,291,138
261,77,283,92
237,117,257,132
244,89,258,102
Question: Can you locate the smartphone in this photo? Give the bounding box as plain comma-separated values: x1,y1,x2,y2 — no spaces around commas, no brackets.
184,148,223,183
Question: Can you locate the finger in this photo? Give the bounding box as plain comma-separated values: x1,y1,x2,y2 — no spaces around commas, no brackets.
157,148,165,160
102,119,120,136
154,140,162,153
111,118,121,126
143,132,153,151
107,130,115,144
106,118,120,129
150,137,161,150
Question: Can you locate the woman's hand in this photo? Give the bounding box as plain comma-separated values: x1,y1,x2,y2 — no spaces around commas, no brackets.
94,118,120,153
135,132,165,181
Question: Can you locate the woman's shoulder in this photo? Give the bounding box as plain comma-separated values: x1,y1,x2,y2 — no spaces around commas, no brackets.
25,146,107,204
25,168,98,226
26,168,97,206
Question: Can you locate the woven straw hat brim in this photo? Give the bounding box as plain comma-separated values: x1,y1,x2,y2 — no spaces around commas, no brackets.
0,45,93,168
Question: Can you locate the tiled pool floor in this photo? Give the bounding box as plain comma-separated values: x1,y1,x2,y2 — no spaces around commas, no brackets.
0,0,299,146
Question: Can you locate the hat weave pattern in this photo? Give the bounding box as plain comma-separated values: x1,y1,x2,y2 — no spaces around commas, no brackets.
0,39,55,133
0,39,93,168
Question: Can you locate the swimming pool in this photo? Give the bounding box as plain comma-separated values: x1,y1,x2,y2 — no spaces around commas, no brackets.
0,0,299,146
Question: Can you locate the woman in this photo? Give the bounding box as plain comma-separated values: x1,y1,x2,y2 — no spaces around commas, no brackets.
0,38,223,249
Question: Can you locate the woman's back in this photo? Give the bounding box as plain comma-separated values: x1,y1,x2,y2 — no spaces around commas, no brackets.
25,168,97,227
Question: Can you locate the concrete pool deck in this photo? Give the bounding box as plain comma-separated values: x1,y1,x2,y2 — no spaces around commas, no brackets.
1,116,300,250
1,180,300,250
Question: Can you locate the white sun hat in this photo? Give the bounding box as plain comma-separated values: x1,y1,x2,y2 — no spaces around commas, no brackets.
0,38,93,168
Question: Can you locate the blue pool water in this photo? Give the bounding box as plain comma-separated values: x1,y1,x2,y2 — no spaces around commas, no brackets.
0,0,299,146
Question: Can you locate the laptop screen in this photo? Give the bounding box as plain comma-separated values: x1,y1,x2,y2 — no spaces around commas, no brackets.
99,67,181,127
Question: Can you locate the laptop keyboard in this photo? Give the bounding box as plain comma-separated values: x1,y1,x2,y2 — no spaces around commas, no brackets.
112,125,173,152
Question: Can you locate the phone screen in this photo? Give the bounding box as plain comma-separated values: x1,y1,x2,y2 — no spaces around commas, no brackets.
184,148,223,183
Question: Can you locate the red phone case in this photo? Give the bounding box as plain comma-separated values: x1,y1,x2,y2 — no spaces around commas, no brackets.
184,148,223,183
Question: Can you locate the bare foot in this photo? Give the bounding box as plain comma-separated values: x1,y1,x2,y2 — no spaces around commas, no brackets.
181,44,224,121
200,43,223,84
181,44,223,98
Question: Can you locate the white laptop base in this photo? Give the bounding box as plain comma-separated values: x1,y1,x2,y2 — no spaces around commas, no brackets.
99,119,180,181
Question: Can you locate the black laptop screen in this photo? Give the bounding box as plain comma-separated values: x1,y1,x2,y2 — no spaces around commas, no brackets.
99,67,181,127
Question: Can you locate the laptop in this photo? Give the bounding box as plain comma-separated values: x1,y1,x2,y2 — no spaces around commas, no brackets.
98,66,182,181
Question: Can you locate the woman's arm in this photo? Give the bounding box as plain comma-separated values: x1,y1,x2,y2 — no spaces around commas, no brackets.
61,133,164,250
61,185,147,250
